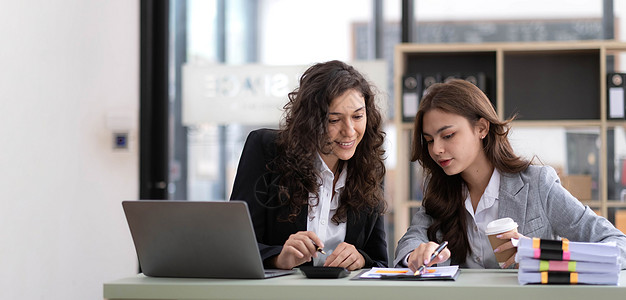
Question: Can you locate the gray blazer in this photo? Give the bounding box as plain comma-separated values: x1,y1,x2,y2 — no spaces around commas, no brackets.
394,165,626,268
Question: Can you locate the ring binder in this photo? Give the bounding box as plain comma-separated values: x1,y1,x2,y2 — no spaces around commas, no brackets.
442,72,461,83
463,72,487,92
401,74,422,122
607,73,626,119
422,73,441,96
400,71,487,123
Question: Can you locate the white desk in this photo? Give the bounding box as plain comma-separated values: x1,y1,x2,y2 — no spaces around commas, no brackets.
104,269,626,300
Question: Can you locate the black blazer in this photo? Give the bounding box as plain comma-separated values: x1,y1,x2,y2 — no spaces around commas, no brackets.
230,129,388,268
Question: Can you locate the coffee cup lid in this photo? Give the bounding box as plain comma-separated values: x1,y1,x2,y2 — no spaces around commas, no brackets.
485,217,518,235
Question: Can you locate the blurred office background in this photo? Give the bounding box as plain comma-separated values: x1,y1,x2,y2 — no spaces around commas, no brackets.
3,0,626,298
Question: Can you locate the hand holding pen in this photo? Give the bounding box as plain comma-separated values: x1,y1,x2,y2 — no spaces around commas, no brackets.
408,241,450,275
315,243,326,255
274,231,324,270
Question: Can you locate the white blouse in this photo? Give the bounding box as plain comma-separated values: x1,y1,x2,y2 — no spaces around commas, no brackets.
462,168,501,268
307,153,347,266
402,169,503,268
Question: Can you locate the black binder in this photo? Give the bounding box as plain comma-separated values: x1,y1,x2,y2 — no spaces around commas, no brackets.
463,72,487,93
401,74,422,122
422,73,441,96
442,72,461,83
607,73,626,119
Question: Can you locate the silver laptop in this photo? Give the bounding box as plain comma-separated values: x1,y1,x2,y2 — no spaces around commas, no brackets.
122,200,295,279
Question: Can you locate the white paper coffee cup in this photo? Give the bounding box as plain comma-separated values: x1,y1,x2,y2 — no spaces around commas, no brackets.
485,218,518,267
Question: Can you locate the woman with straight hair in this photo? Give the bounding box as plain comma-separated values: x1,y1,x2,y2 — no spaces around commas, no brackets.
394,79,626,271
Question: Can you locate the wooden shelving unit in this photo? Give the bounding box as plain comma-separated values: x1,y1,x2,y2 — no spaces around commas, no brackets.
393,41,626,244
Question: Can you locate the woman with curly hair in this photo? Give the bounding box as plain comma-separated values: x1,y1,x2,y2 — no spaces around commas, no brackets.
230,60,388,270
394,79,626,271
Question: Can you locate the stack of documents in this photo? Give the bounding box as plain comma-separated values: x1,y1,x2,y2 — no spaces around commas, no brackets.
516,238,620,285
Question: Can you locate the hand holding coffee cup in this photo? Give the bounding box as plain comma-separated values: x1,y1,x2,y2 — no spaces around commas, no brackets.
485,218,519,268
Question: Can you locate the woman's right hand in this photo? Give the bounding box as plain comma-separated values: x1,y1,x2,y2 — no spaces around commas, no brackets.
273,231,324,270
406,241,451,273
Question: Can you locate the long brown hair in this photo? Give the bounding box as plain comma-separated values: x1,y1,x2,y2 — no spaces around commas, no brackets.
273,60,387,223
411,79,530,264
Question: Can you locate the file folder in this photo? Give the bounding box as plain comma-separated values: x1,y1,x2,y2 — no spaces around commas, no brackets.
401,73,421,122
401,71,486,123
422,73,441,96
442,72,461,83
463,72,487,93
608,73,626,119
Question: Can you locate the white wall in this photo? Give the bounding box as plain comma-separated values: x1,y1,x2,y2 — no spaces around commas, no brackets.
0,0,139,299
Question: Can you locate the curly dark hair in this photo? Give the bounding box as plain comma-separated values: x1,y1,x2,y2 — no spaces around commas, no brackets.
272,60,387,223
411,79,530,264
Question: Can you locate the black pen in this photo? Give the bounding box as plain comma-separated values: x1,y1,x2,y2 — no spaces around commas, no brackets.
312,242,326,255
415,241,448,275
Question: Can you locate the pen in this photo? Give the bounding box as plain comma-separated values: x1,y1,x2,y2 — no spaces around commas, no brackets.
415,241,448,275
312,242,326,255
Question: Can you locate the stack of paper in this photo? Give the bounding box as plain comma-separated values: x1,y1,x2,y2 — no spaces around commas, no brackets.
516,238,620,285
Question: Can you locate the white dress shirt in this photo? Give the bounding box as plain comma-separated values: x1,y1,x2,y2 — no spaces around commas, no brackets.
403,169,502,268
462,168,500,268
307,153,347,266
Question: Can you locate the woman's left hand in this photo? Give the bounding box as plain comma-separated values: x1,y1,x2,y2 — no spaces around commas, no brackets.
323,242,365,271
494,231,527,268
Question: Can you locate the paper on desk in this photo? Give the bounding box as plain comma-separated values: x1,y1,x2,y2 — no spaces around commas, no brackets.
359,266,459,279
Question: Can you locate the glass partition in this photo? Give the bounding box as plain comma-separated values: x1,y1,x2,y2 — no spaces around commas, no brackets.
509,126,600,202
